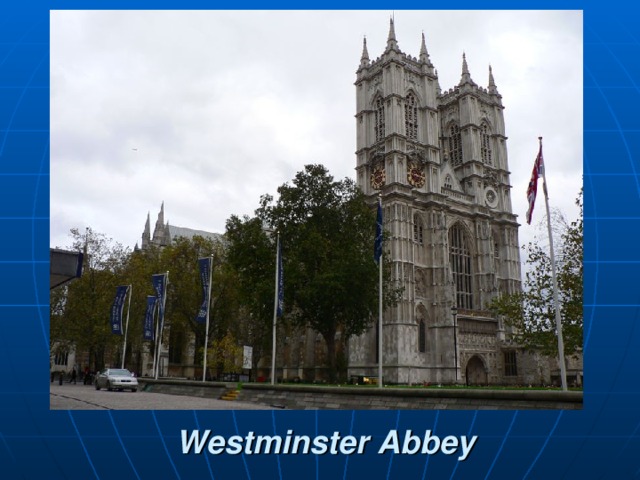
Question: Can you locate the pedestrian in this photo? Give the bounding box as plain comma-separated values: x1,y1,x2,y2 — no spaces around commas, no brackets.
71,367,77,384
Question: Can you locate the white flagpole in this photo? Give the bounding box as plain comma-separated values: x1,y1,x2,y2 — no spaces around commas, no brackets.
152,299,159,377
202,256,213,382
271,233,280,386
121,285,132,369
539,137,568,391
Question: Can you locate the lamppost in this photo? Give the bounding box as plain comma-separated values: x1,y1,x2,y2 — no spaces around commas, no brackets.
451,305,458,383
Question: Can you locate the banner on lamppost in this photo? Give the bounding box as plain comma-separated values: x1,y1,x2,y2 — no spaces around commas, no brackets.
143,295,157,341
195,257,213,324
110,285,129,335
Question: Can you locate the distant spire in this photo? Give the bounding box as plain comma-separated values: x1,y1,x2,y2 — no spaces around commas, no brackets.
142,212,151,248
459,52,475,86
386,16,399,52
488,64,498,93
360,36,370,68
419,32,430,64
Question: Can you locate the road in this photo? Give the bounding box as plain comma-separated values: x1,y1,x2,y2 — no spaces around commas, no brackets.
50,382,271,410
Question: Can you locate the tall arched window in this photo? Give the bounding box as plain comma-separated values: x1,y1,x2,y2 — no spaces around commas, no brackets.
375,98,385,143
481,123,492,165
418,319,426,353
413,214,424,245
405,93,418,140
449,223,473,309
449,124,462,166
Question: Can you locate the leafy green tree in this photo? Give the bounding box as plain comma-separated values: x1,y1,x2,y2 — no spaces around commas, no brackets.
490,190,583,357
50,227,130,372
225,215,276,373
255,164,400,382
207,331,243,375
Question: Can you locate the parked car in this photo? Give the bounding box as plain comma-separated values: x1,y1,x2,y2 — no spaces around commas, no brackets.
94,368,138,392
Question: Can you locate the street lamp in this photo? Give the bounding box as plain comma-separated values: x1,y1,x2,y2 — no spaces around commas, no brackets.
451,305,458,383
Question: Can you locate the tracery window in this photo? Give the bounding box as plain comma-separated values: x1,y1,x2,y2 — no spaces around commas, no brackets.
375,98,386,143
481,123,493,165
405,93,418,140
448,124,462,166
449,223,473,310
413,214,424,245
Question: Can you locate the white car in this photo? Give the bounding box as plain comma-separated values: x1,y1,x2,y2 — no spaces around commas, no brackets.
94,368,138,392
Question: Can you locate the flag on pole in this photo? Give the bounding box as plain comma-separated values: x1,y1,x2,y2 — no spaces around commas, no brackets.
526,142,545,224
374,198,383,264
152,273,167,319
143,295,157,341
276,238,284,317
110,285,129,335
195,257,213,323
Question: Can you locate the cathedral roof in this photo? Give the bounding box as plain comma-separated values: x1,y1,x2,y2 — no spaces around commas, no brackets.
167,225,224,245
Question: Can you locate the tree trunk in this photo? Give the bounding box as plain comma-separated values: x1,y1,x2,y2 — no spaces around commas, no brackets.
324,333,337,383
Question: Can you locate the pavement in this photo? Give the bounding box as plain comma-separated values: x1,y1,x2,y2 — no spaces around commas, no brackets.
49,382,272,410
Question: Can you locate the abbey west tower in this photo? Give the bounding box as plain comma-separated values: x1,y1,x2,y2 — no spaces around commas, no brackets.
349,20,522,385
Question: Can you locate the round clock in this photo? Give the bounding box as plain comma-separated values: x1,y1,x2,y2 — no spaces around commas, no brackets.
485,187,499,208
407,163,426,188
371,166,386,189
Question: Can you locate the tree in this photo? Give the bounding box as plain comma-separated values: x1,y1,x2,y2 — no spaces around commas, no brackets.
50,228,130,372
254,164,399,382
225,215,276,374
490,190,583,357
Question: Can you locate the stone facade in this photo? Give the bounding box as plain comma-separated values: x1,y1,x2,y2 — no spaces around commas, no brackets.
348,20,527,385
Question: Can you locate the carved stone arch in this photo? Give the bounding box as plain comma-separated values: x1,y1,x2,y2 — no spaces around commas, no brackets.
404,88,423,107
447,219,476,252
465,355,488,386
370,90,384,109
479,117,494,132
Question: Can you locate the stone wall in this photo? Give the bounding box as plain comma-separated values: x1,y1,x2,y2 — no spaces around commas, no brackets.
138,379,582,410
237,384,582,410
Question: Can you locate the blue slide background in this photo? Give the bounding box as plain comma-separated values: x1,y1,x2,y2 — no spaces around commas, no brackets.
1,1,638,479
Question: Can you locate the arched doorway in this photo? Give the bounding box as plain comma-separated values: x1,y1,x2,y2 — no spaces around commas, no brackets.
465,355,488,386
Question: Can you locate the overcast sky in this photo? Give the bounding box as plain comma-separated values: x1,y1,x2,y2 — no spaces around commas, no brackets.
50,10,582,259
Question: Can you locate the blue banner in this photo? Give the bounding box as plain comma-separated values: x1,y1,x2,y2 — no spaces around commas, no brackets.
110,285,129,335
143,295,157,341
151,273,166,321
276,236,283,317
195,257,212,323
374,200,383,264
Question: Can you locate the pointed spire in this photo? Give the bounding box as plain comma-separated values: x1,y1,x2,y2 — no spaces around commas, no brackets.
386,16,399,52
360,36,370,68
419,32,430,64
142,211,151,248
459,52,476,86
488,64,498,94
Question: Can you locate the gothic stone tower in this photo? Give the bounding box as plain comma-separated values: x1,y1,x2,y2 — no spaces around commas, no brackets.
348,20,522,385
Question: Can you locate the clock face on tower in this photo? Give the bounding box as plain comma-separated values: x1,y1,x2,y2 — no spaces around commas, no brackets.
407,163,426,188
371,165,386,189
